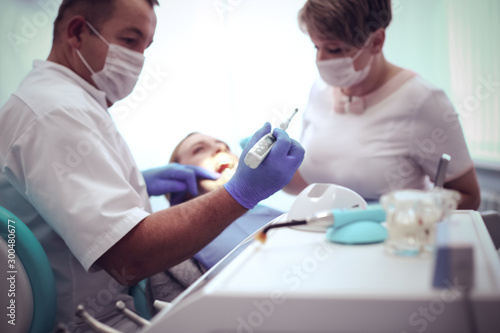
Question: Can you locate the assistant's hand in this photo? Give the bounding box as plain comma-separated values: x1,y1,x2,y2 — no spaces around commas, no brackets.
224,123,305,209
142,164,219,203
239,136,251,149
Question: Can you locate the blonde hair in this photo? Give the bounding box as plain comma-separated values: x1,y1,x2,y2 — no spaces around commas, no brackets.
298,0,392,47
165,132,198,203
169,132,198,164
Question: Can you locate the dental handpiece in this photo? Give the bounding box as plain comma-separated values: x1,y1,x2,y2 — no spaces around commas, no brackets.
304,204,387,229
244,108,298,169
256,204,386,243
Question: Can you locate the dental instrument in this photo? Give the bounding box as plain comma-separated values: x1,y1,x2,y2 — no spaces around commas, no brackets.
434,153,451,188
255,204,386,243
244,108,298,169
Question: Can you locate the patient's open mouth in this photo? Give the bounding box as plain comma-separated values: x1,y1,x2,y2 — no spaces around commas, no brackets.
217,163,230,174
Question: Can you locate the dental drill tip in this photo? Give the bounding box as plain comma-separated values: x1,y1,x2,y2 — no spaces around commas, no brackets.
255,231,267,244
75,304,85,316
115,300,126,310
278,108,299,130
256,220,307,244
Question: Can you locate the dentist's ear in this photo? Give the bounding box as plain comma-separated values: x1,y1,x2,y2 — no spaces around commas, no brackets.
66,15,87,49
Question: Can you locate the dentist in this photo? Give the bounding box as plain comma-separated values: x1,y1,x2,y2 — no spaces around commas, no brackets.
0,0,304,331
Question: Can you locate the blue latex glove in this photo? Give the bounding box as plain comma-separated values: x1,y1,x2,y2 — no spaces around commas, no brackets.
224,123,305,209
142,164,219,204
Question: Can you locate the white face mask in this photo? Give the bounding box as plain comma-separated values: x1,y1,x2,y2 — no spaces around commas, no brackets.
75,22,145,104
316,43,372,88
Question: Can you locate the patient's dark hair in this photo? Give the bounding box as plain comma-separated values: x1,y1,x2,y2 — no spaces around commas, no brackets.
52,0,159,42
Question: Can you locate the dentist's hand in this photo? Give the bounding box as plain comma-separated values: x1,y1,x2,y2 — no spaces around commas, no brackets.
224,123,305,209
142,164,219,205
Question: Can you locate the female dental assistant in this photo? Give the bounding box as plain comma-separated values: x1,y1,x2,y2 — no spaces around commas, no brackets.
284,0,480,209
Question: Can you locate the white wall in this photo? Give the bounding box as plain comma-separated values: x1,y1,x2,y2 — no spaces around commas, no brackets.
111,0,316,211
109,0,315,172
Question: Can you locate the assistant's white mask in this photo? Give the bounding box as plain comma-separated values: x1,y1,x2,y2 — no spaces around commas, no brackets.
75,21,145,104
316,40,373,88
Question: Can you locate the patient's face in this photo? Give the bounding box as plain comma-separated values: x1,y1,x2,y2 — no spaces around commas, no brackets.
176,133,239,193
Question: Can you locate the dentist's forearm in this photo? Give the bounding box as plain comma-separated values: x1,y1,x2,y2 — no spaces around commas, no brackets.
96,187,247,286
443,167,481,210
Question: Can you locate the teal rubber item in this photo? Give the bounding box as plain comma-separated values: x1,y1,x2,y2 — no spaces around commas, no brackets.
129,279,152,320
0,206,57,333
332,204,386,229
326,220,388,245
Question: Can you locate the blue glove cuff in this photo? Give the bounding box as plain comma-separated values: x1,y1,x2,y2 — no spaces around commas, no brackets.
223,182,256,210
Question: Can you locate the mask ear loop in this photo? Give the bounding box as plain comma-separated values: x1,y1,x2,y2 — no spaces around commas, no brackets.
351,34,373,62
85,21,110,46
340,35,374,97
74,21,109,76
75,48,96,75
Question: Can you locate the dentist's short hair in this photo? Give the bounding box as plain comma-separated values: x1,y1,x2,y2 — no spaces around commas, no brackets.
52,0,159,42
298,0,392,47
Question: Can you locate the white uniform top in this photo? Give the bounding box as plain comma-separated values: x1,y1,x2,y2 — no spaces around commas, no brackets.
0,60,151,331
299,69,473,201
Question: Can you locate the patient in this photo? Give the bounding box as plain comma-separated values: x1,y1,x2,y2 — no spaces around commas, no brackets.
166,132,239,203
169,132,284,266
147,133,283,307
